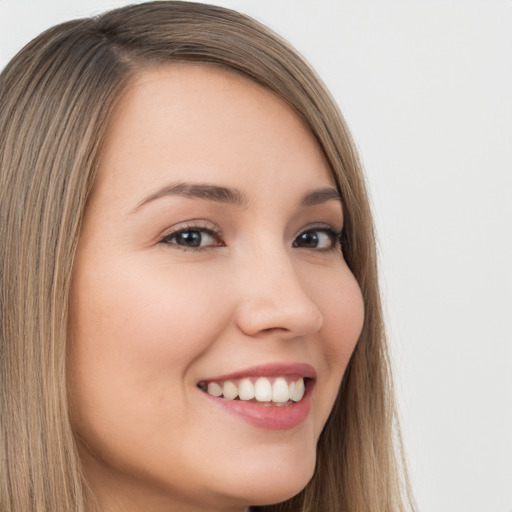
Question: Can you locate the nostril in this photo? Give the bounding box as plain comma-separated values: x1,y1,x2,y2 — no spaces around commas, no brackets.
235,296,323,339
260,326,288,334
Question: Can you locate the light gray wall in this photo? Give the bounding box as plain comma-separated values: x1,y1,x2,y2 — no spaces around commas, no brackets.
1,1,511,511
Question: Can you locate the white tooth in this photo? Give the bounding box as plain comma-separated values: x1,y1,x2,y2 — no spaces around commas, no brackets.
254,377,272,402
207,382,222,397
291,378,305,402
222,380,238,400
272,377,290,403
289,380,296,397
239,379,255,401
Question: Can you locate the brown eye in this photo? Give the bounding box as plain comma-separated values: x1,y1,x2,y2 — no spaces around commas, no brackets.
161,228,220,249
173,230,203,247
293,228,340,250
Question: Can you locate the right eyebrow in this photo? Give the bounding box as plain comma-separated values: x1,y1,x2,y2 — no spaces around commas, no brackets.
130,181,249,213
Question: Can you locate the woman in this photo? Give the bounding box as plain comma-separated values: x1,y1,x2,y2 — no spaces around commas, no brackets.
0,2,413,511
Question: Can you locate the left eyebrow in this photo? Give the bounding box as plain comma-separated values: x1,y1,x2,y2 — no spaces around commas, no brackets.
299,187,342,208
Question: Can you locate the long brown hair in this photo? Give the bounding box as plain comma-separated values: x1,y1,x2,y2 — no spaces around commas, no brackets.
0,2,414,511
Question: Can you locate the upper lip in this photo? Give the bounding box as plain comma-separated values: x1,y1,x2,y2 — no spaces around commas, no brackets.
199,362,317,383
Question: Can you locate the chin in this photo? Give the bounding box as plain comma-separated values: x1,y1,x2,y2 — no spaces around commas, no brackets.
248,474,313,507
217,450,317,508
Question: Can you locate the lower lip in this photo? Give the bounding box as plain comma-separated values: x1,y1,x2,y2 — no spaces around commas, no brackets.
202,385,313,430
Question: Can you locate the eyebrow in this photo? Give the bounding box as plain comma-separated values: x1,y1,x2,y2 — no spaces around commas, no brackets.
130,181,342,213
299,187,342,207
131,182,249,213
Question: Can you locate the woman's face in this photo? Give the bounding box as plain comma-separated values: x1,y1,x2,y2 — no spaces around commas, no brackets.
68,64,364,512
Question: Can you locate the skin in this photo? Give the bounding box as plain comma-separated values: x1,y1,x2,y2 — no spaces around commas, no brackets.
68,64,365,512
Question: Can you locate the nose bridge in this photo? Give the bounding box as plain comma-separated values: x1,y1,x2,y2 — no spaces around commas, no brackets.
234,242,323,338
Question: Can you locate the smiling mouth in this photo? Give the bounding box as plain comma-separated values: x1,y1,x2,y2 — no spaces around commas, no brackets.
197,376,310,406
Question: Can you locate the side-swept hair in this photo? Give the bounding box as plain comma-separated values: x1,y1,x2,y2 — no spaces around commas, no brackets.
0,2,413,511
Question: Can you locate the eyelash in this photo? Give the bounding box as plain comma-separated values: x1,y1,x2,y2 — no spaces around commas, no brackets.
158,222,343,252
159,222,224,252
292,224,343,252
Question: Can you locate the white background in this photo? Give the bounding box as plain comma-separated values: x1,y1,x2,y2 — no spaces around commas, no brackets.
1,1,511,511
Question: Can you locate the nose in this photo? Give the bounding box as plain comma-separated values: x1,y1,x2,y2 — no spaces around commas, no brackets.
234,250,323,340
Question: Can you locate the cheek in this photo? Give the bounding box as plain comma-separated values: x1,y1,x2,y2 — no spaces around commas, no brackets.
313,262,365,362
67,257,232,436
71,257,229,369
310,267,364,427
67,258,239,484
325,275,364,361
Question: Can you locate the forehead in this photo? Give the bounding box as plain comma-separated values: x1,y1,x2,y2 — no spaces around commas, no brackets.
94,63,334,203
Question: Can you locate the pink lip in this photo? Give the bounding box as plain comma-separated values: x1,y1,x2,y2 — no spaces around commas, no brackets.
198,362,316,430
200,362,317,383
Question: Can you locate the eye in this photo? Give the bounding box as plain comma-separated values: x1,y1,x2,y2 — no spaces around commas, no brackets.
293,226,341,251
159,224,223,250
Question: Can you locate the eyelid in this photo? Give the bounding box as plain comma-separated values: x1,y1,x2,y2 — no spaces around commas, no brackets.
294,222,342,237
156,220,342,252
293,223,343,250
158,220,224,249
